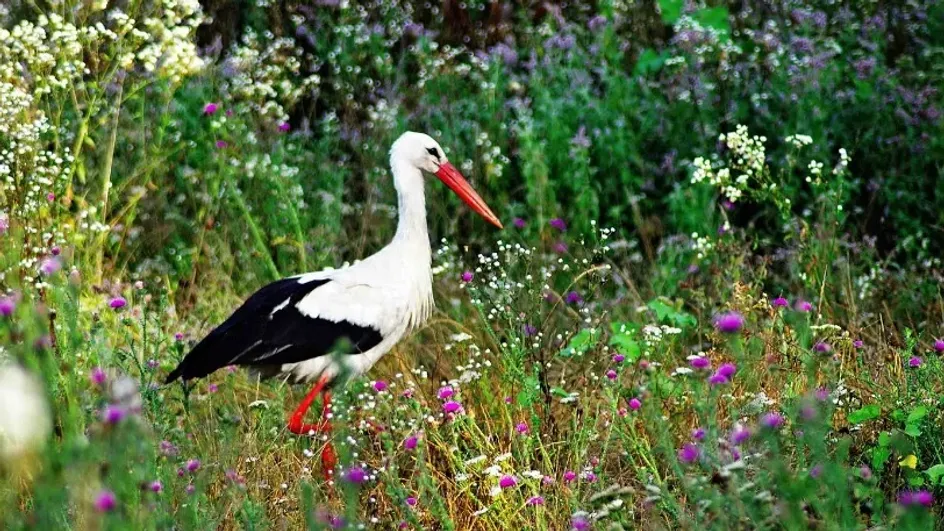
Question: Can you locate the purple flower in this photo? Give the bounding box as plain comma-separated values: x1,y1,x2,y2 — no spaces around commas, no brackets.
443,401,463,414
215,140,228,149
612,354,625,363
186,459,201,473
571,513,591,531
605,369,617,380
795,300,813,312
690,356,710,370
51,246,61,256
343,467,367,485
934,339,944,353
203,102,219,115
714,312,744,333
563,470,577,482
730,427,751,445
159,440,178,456
761,412,785,429
717,363,737,379
813,342,831,353
898,490,934,507
149,480,163,493
583,471,597,483
692,428,706,441
678,443,700,464
565,291,583,305
405,496,417,507
437,386,454,400
708,373,730,385
853,340,864,349
39,257,61,275
460,271,473,283
772,297,789,308
102,405,125,424
859,465,872,480
94,490,117,512
513,217,526,229
515,422,529,434
207,383,218,393
523,324,537,336
570,126,591,149
278,122,291,132
403,434,419,450
588,15,607,31
109,297,127,310
908,356,922,368
0,212,8,234
373,380,388,392
526,495,545,506
809,464,823,478
553,241,568,254
628,397,642,410
814,387,830,401
185,484,196,495
499,475,517,489
549,218,567,231
0,296,13,317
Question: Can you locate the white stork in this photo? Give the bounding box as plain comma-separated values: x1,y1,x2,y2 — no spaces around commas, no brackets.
166,131,502,474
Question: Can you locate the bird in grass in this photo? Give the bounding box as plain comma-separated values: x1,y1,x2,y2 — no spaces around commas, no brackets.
165,131,502,475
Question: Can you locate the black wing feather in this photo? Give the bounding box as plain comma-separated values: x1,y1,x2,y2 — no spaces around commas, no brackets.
165,277,383,383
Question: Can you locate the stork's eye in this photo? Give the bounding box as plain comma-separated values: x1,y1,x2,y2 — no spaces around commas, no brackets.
426,147,439,159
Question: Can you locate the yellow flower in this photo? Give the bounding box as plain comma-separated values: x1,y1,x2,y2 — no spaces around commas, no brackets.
899,454,918,469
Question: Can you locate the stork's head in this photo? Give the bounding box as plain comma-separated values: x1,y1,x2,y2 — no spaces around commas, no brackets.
391,131,503,229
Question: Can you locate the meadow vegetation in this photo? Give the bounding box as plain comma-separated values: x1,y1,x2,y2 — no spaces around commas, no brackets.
1,0,943,529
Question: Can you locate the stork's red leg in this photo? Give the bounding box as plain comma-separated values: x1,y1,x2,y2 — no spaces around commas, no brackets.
287,377,329,435
320,391,337,477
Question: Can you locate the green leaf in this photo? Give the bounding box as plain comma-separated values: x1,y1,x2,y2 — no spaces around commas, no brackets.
693,7,731,40
925,464,944,485
647,298,697,328
848,404,881,424
561,328,597,357
872,447,891,471
658,0,683,24
908,476,925,487
550,387,570,398
906,406,929,423
633,48,668,76
878,431,891,447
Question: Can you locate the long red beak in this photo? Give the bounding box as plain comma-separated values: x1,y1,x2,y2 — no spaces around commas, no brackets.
435,162,503,229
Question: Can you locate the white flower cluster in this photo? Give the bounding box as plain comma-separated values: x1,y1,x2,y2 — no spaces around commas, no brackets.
690,125,767,203
784,134,813,148
223,31,321,122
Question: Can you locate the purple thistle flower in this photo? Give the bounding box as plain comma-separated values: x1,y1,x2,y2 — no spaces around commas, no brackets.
437,386,454,400
708,373,730,385
159,440,178,456
460,271,473,283
859,465,872,480
563,470,577,482
403,434,419,450
207,383,218,393
678,443,700,464
795,300,813,312
215,140,228,149
772,296,789,308
174,332,184,341
443,401,463,414
934,339,944,353
612,354,625,363
571,513,591,531
809,464,823,478
0,296,13,317
582,471,597,483
278,122,291,132
526,495,545,506
761,412,785,429
499,475,517,489
553,241,568,254
94,490,117,512
513,217,526,229
813,342,831,353
373,380,388,392
515,422,529,434
343,467,367,485
814,387,830,401
605,369,617,380
405,496,417,507
203,102,219,115
628,397,642,410
109,296,127,310
50,246,61,256
39,257,61,275
523,324,537,336
102,405,125,424
853,340,864,349
908,356,922,368
716,363,737,379
714,312,744,333
185,484,196,495
690,356,710,370
692,428,706,441
186,459,201,473
149,480,163,493
565,291,583,305
730,427,751,445
549,218,567,231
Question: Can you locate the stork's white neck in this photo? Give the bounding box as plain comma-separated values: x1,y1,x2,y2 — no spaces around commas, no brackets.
391,158,430,249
